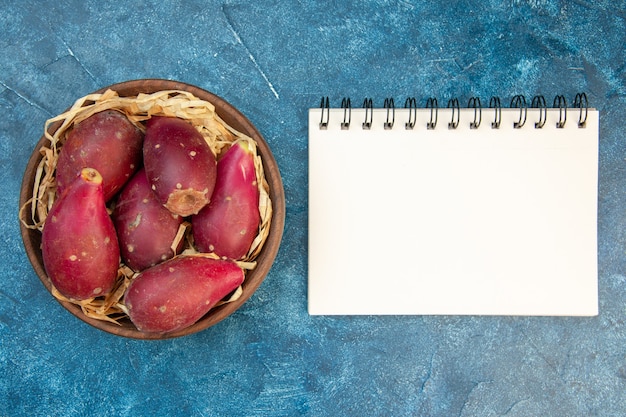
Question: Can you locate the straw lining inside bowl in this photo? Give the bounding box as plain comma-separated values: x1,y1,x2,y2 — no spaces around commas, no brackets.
19,89,273,325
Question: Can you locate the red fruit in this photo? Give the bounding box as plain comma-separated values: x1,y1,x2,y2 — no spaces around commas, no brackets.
113,169,184,272
124,256,245,333
143,117,217,216
55,110,143,201
192,140,260,259
42,168,120,300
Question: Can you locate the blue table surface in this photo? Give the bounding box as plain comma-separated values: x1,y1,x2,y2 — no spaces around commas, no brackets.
2,1,625,416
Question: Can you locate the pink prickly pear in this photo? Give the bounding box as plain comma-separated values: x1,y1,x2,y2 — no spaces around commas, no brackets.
143,117,217,217
113,168,184,272
124,256,245,333
42,168,120,300
192,140,260,259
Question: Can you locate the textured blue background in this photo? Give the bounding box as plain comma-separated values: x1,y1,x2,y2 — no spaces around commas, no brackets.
1,1,625,416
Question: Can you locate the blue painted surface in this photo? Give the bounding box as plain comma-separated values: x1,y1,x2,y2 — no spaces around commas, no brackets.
1,1,625,416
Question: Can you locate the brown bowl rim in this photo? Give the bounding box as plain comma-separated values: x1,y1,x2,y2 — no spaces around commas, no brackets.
19,79,285,340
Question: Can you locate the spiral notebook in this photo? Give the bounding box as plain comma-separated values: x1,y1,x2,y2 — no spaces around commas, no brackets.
308,95,599,316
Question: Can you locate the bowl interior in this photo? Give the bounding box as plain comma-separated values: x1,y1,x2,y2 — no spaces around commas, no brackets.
19,79,285,339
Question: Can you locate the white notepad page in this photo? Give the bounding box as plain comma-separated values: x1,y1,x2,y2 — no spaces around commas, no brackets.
308,106,599,316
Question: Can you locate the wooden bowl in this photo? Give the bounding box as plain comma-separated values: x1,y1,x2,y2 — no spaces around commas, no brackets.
19,79,285,339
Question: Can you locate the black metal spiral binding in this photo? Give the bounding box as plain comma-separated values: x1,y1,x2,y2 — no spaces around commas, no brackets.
319,96,330,129
317,93,589,130
531,95,547,129
447,98,460,129
341,97,351,130
553,95,567,128
489,96,501,129
362,98,373,130
405,97,417,130
468,97,481,129
384,98,395,130
510,95,527,128
426,97,438,130
574,92,588,128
